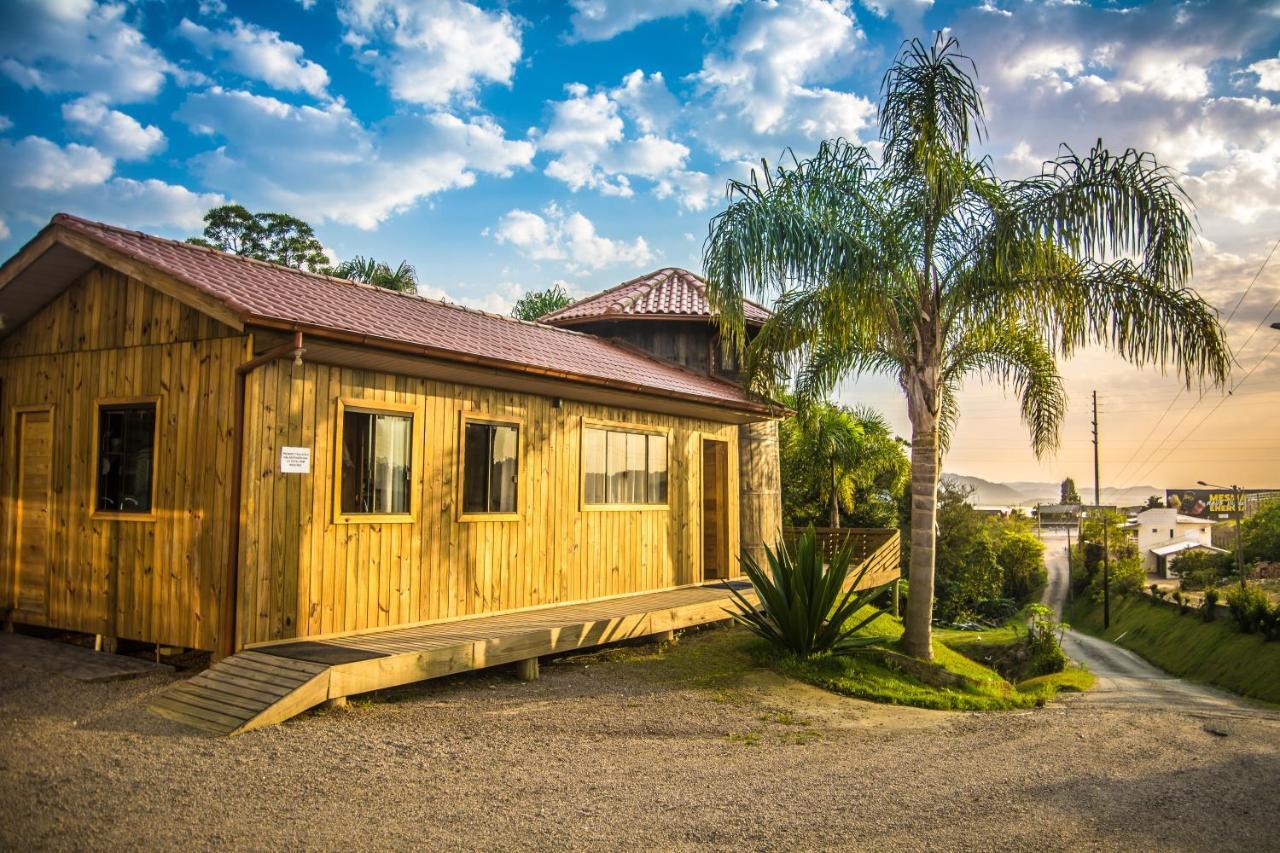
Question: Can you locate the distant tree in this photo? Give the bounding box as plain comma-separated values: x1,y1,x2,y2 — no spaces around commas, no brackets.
333,256,419,294
1060,477,1082,505
1145,494,1164,509
511,283,573,321
188,205,330,273
1242,499,1280,563
996,521,1047,601
779,396,908,529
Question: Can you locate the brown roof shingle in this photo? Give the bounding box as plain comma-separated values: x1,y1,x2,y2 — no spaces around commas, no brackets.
540,267,772,327
41,214,768,413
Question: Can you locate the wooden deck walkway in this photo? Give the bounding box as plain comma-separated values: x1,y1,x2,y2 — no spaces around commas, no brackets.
149,580,755,736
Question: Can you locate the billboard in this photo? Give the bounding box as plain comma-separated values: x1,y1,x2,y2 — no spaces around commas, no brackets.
1165,488,1280,520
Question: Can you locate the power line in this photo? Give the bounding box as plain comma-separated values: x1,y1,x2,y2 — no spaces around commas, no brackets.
1111,234,1279,486
1223,235,1280,327
1123,336,1280,486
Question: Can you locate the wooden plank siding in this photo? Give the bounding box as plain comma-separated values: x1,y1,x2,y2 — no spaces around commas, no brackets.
0,266,244,651
237,358,741,648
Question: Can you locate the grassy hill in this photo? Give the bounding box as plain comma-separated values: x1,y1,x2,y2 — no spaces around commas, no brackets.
1069,594,1280,706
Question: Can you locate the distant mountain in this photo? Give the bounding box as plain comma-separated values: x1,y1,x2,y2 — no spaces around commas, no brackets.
943,474,1161,507
943,474,1029,505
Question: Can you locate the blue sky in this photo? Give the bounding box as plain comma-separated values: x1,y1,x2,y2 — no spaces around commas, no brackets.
2,0,1279,487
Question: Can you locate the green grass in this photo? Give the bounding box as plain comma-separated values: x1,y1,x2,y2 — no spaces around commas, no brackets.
568,607,1091,712
1069,593,1280,705
764,607,1087,711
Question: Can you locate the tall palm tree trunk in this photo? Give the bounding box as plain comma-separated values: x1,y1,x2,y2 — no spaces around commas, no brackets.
830,460,840,529
903,377,940,661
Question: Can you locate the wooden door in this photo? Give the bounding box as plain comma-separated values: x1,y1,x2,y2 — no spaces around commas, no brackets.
702,438,729,580
13,408,52,617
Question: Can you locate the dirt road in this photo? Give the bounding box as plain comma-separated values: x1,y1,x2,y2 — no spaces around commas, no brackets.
3,629,1280,851
1039,531,1265,717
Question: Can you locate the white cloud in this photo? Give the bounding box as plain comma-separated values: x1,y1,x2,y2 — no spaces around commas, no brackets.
0,0,176,103
198,0,227,14
948,1,1280,231
61,97,165,161
0,115,11,132
338,0,521,106
690,0,876,159
567,0,740,41
612,70,681,135
0,136,114,192
539,75,717,210
176,86,534,229
492,205,654,271
0,218,9,240
1247,57,1280,91
861,0,933,28
178,17,330,98
0,135,222,236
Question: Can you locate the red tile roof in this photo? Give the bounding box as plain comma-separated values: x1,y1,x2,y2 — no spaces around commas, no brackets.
39,214,769,414
540,267,772,327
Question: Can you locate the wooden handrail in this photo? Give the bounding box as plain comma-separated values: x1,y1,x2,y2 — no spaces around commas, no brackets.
780,526,902,591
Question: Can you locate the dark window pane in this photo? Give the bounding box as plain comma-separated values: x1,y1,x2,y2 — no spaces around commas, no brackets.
462,421,520,515
462,422,490,514
341,409,411,515
648,434,668,504
97,404,156,514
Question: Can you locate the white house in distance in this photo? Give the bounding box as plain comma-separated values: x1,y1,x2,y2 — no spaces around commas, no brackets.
1135,508,1226,577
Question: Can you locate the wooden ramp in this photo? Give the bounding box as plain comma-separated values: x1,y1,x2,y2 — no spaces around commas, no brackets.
149,580,757,736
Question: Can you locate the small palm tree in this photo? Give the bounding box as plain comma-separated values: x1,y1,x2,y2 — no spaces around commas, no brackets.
783,398,906,528
334,255,418,294
704,35,1230,661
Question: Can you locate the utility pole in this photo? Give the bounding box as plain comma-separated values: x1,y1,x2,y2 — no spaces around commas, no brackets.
1199,480,1248,590
1092,391,1110,628
1065,523,1073,604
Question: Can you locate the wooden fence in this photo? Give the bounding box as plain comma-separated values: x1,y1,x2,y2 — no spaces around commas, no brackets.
781,526,902,591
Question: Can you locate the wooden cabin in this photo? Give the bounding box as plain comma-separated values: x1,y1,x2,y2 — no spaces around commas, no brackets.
0,216,907,734
0,215,788,662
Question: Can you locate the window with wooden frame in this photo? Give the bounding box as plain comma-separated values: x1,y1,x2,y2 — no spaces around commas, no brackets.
581,420,669,509
334,399,416,523
458,413,521,521
92,396,160,520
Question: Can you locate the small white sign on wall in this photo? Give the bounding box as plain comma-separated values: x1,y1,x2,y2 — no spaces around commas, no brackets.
280,446,312,474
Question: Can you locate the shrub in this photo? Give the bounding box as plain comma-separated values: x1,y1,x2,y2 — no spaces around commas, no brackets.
976,597,1019,622
729,526,891,658
1202,588,1219,622
1174,550,1234,590
1172,589,1187,614
1262,603,1280,642
1111,555,1146,595
1225,587,1271,635
1023,603,1068,677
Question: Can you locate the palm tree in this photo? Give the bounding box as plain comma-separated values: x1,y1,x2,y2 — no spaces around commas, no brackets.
782,399,906,528
703,35,1230,660
334,255,419,294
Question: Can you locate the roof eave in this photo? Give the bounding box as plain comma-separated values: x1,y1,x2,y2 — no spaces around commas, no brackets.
248,317,781,419
541,313,767,329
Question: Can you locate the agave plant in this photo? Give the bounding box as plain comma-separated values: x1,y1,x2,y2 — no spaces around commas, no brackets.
727,526,890,657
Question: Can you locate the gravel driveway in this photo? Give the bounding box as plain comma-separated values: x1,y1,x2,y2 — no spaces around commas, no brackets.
2,627,1278,852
